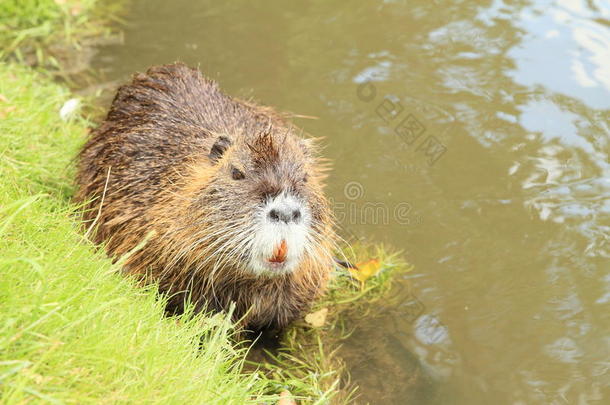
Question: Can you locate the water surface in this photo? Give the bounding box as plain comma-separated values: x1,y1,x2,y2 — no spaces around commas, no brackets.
90,0,609,403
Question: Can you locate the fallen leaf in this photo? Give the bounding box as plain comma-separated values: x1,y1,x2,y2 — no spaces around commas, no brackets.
349,258,383,286
304,307,328,328
278,390,297,405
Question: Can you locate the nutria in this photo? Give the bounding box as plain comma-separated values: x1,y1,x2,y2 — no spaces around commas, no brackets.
75,63,335,330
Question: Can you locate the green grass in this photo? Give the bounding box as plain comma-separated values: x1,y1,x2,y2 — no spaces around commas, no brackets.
0,0,122,68
0,63,283,404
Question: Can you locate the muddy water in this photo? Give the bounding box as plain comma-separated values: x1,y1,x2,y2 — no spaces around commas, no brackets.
90,0,609,403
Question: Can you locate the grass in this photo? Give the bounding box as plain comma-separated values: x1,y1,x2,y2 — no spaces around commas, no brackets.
0,0,122,69
0,63,282,404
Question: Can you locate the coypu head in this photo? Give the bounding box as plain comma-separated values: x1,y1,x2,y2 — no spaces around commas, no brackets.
191,128,332,277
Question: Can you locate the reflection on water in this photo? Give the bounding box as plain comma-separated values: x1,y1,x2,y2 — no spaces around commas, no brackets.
89,0,609,403
508,0,610,110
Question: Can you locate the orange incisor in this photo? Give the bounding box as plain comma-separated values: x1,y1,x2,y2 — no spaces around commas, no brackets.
270,240,288,263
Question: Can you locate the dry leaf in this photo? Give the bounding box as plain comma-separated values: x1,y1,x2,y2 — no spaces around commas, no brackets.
349,258,383,287
304,307,328,328
278,390,297,405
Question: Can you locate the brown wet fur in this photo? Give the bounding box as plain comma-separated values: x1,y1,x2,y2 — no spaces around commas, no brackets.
75,63,335,331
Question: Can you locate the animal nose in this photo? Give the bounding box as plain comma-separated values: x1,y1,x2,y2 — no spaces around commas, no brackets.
268,208,302,224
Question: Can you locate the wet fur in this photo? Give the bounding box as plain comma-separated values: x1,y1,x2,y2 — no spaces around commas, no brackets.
75,63,335,330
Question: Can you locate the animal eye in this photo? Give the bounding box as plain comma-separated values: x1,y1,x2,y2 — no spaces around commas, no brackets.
231,167,245,180
302,173,308,183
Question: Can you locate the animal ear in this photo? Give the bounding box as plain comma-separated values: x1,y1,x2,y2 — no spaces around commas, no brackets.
209,136,232,163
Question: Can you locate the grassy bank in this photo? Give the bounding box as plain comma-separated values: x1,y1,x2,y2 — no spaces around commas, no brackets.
0,63,282,404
